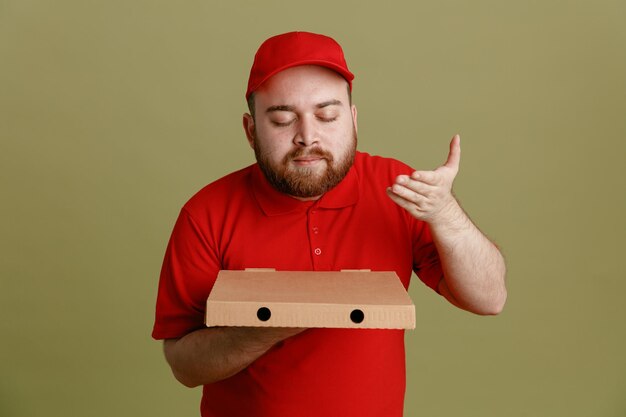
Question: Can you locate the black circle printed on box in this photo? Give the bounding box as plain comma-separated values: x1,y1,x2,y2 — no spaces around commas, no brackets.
257,307,271,322
350,309,364,324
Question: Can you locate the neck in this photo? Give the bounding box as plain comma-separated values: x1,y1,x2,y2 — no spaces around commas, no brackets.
290,194,322,201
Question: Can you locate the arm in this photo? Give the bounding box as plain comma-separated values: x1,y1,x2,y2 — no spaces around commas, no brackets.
163,326,305,387
386,135,507,315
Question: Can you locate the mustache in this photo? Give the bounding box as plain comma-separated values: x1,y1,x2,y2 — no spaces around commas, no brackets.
285,147,334,162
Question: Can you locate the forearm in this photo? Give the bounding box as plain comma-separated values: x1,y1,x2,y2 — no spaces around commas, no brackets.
429,201,507,315
163,326,304,387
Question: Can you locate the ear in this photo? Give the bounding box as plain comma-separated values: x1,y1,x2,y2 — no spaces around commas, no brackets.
351,104,358,134
242,113,255,149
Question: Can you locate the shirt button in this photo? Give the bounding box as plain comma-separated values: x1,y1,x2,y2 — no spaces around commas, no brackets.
314,248,322,256
312,227,319,234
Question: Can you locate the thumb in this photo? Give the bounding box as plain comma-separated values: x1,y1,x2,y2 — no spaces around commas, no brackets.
443,134,461,171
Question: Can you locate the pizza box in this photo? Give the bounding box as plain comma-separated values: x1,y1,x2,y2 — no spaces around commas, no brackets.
205,269,415,329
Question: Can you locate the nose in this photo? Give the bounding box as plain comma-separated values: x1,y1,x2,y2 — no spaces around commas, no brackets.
293,116,319,147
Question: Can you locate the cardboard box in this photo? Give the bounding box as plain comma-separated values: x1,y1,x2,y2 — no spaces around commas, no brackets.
205,270,415,329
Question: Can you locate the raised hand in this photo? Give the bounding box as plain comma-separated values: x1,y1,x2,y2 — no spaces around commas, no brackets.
386,134,461,225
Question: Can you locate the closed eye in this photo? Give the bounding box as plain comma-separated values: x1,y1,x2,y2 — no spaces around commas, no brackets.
271,119,296,127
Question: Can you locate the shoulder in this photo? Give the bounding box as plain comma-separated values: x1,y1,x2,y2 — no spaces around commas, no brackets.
353,151,415,182
182,164,255,215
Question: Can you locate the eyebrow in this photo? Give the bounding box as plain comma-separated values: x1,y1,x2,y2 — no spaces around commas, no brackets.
265,105,296,113
265,100,343,114
316,99,343,109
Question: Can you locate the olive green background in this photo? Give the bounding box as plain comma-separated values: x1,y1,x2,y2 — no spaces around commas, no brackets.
1,1,625,416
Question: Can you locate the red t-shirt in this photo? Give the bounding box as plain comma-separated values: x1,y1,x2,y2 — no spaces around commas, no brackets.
152,151,442,417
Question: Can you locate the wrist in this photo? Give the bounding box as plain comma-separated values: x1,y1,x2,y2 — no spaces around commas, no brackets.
428,199,469,234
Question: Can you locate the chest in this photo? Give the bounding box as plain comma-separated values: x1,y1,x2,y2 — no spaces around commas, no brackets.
217,203,414,286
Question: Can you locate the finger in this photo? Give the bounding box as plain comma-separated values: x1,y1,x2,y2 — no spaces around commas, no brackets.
443,134,461,171
396,175,435,195
408,170,439,186
389,183,428,206
386,187,424,216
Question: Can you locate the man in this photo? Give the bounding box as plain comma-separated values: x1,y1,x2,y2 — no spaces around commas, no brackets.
152,31,506,417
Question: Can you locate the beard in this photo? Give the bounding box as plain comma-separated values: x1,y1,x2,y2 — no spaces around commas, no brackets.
253,131,357,199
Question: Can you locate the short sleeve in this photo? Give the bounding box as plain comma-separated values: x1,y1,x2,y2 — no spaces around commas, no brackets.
411,219,444,292
379,154,443,292
151,208,221,340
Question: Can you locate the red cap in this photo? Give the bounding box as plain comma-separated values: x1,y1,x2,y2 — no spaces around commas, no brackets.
246,31,354,100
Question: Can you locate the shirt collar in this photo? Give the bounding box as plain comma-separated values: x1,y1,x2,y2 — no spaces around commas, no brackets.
250,159,360,216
